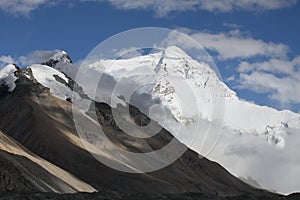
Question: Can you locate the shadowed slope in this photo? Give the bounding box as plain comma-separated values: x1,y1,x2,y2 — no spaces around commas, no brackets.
0,131,96,193
0,66,273,197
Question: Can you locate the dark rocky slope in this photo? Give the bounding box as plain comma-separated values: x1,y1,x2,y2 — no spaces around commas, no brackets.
0,66,283,199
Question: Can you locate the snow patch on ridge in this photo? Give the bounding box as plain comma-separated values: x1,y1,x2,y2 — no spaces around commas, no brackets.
47,51,72,64
0,64,18,92
29,64,90,111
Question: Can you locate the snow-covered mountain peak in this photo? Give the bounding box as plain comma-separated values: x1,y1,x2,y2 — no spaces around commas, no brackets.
28,64,90,111
0,62,90,112
73,46,300,149
81,46,238,124
154,46,237,97
42,50,72,67
3,46,297,150
163,46,190,57
1,47,300,194
156,46,213,75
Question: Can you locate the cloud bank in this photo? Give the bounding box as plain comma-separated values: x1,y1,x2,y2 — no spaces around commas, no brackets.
87,0,297,17
0,0,297,17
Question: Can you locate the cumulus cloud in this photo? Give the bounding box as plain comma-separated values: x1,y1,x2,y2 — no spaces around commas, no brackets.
237,70,300,104
190,30,289,60
161,28,289,60
233,55,300,105
238,59,298,75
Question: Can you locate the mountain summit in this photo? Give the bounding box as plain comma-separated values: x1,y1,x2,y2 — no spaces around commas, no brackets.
0,46,300,196
42,50,72,67
53,46,300,194
70,46,300,149
0,49,278,198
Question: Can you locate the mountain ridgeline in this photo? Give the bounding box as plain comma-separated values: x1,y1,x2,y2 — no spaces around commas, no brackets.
0,50,299,199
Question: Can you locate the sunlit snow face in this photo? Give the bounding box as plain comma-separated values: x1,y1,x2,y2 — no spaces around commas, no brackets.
72,27,225,173
58,27,300,194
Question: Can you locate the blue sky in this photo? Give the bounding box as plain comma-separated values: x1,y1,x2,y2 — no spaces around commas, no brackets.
0,0,300,112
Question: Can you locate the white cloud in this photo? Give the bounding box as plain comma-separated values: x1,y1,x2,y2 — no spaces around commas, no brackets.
1,0,297,17
96,0,199,17
237,71,300,104
0,50,63,68
198,0,297,12
226,75,235,82
235,55,300,105
211,127,300,195
190,30,289,60
17,50,62,66
161,28,289,60
157,29,217,65
238,57,300,75
223,22,241,29
0,55,15,67
0,0,54,16
158,29,205,52
85,0,297,17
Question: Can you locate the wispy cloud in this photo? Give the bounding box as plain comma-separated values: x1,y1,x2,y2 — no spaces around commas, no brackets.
17,50,62,66
0,55,14,67
0,0,297,17
223,22,241,29
0,0,55,16
0,50,62,68
87,0,297,17
197,0,297,12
